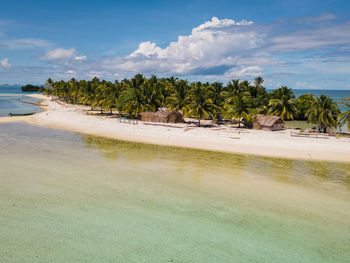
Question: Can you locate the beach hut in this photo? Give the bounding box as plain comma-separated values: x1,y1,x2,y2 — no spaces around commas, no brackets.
253,114,284,131
141,108,184,123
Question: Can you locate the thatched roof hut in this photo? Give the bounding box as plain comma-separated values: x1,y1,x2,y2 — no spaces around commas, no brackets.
253,114,284,131
141,108,184,123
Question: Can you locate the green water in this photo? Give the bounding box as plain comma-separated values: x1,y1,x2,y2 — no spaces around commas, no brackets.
0,123,350,262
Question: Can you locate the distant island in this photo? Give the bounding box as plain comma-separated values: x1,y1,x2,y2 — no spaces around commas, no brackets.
21,84,44,92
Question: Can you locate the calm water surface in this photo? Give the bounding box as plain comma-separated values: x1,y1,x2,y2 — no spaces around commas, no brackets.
0,86,41,117
0,122,349,262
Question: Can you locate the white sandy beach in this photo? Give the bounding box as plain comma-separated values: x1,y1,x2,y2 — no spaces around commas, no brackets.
1,93,350,162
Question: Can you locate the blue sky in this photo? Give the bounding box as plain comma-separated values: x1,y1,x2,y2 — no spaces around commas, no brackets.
0,0,350,89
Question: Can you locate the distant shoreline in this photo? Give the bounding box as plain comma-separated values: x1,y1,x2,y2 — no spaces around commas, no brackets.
1,93,350,163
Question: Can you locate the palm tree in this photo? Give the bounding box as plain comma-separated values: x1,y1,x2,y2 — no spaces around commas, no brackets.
306,95,338,133
251,76,268,108
187,82,216,126
268,98,296,120
68,78,78,103
102,85,116,114
253,76,264,89
141,78,161,112
268,86,296,120
166,79,189,114
45,78,54,96
120,74,146,117
295,94,315,120
224,92,252,128
337,98,350,130
93,84,106,114
208,82,225,120
271,86,295,100
224,79,241,95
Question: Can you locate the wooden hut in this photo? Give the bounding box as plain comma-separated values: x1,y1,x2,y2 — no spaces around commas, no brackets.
141,108,184,123
253,115,284,131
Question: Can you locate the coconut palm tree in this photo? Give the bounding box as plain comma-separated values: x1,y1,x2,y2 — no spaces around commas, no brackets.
102,85,116,114
166,79,189,114
337,98,350,130
141,78,162,112
253,76,264,89
295,94,315,120
224,92,252,128
270,86,295,100
268,86,296,120
224,79,241,95
306,95,338,133
93,84,106,114
45,78,54,96
207,81,225,120
187,82,217,126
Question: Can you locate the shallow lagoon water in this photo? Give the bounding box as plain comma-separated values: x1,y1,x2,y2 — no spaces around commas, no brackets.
0,86,41,116
0,122,350,262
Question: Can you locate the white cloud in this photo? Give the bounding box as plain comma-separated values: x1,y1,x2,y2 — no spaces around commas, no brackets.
103,17,263,76
0,38,52,49
224,66,262,78
0,58,11,68
205,66,262,81
40,48,86,62
269,20,350,52
27,14,350,84
74,55,86,61
193,16,253,33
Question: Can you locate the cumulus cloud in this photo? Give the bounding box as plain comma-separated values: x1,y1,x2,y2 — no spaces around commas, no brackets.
29,14,350,85
0,58,11,68
101,15,350,79
223,66,262,78
40,48,86,62
102,17,263,78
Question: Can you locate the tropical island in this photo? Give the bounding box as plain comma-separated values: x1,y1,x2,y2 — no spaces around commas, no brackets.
42,75,350,133
2,74,349,163
21,84,44,92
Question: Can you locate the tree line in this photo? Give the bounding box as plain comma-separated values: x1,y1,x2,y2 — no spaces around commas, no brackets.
44,74,350,131
21,84,44,92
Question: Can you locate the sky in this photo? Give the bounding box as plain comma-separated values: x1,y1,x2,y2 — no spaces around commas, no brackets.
0,0,350,89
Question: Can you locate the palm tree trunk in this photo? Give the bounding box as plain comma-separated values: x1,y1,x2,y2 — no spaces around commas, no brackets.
198,119,201,127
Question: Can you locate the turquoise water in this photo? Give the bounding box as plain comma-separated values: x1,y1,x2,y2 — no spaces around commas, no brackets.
293,89,350,112
0,122,350,262
0,86,41,117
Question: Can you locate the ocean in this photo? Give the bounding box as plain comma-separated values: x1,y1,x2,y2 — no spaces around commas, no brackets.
0,122,349,262
0,86,350,261
0,85,41,117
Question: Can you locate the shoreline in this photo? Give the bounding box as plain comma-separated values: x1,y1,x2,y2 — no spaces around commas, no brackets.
1,93,350,163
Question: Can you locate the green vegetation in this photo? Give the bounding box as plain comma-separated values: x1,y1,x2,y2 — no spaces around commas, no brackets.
337,98,350,130
285,120,314,130
21,84,44,92
44,75,346,132
306,95,340,132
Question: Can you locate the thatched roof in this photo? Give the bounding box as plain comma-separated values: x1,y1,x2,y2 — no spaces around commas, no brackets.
255,114,284,127
141,108,184,123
